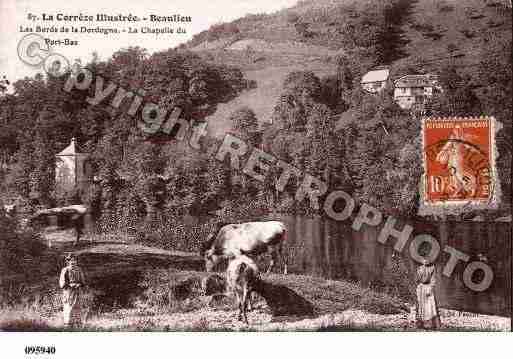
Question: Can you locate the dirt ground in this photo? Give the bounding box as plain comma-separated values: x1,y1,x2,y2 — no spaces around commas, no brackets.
1,232,510,332
81,307,509,332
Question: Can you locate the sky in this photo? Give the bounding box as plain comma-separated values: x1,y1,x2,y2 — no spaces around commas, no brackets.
0,0,299,83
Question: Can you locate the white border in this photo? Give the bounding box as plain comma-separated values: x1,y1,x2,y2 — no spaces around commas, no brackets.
2,332,513,359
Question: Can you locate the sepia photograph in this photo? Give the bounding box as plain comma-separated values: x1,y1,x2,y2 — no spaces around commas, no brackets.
0,0,511,354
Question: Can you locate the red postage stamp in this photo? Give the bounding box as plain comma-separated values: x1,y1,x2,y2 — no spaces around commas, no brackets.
422,116,496,205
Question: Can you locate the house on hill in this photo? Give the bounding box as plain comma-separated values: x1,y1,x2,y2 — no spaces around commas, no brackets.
360,68,390,93
393,74,440,110
55,138,93,195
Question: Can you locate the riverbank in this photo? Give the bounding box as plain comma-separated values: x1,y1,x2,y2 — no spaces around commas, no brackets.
0,269,509,331
0,236,509,332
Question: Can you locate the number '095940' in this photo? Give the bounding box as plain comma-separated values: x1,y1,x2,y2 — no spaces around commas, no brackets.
24,346,56,355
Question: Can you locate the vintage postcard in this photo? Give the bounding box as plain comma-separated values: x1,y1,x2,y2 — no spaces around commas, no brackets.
0,0,512,357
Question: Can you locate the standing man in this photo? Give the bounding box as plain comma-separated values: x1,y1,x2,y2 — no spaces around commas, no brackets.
416,258,441,330
59,254,86,328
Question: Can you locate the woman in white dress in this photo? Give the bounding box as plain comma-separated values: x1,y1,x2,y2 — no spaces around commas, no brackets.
59,254,86,328
416,259,441,330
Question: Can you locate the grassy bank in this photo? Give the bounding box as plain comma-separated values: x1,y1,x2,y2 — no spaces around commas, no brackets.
1,267,509,331
0,232,509,332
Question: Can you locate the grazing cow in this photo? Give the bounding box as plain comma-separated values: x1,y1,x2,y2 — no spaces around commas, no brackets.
200,221,288,274
30,205,87,245
227,255,259,324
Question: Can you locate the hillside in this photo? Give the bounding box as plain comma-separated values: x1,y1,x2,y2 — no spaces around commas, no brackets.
187,0,511,65
1,0,509,216
185,0,511,135
205,60,336,137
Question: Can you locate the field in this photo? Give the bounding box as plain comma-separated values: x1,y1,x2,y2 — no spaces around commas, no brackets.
0,233,509,332
204,60,336,137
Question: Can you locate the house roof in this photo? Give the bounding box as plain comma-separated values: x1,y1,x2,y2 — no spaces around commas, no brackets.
361,69,390,84
56,138,81,156
394,74,438,88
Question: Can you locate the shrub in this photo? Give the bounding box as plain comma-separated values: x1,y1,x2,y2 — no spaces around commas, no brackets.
137,270,207,313
294,22,310,38
0,212,50,276
381,254,415,302
134,213,210,252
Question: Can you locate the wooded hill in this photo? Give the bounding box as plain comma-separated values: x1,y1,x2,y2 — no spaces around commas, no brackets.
0,0,511,248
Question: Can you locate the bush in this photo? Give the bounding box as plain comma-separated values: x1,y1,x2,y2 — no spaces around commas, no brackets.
0,212,50,276
381,255,415,302
135,213,210,252
294,22,310,38
136,270,210,313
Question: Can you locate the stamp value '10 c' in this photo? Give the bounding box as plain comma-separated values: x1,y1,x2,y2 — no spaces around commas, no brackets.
422,116,496,206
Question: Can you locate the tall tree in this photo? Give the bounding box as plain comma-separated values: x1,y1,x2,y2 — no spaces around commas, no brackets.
428,62,482,117
229,106,260,146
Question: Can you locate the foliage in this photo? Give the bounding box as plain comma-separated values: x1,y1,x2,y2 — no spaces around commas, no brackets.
0,210,54,277
0,0,511,250
343,89,422,216
0,75,9,94
477,37,512,211
229,106,260,146
427,62,482,117
267,70,348,213
294,22,311,38
0,47,249,226
189,23,240,47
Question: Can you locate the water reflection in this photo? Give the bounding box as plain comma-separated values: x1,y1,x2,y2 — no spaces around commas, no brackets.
279,215,510,316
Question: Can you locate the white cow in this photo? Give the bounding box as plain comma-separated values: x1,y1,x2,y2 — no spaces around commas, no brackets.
200,221,288,274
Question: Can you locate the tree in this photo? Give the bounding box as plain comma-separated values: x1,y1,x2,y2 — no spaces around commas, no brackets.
294,22,310,38
283,71,322,102
229,106,260,146
374,0,412,64
478,38,512,122
344,89,422,216
272,71,326,133
477,37,512,212
0,75,9,94
428,62,482,117
320,55,356,111
29,133,55,206
303,103,340,192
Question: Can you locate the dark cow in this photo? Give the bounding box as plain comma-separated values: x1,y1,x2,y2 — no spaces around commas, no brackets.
227,255,259,324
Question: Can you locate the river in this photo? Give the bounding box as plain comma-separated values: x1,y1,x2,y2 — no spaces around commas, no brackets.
274,215,510,316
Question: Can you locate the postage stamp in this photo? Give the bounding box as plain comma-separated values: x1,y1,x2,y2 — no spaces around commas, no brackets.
421,116,500,211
